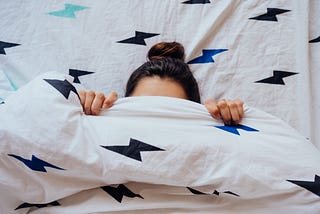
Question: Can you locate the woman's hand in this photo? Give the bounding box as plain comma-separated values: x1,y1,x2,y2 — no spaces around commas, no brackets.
78,90,118,115
204,99,244,125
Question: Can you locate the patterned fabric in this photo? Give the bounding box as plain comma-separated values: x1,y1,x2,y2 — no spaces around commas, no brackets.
0,0,319,148
0,0,320,213
0,72,319,213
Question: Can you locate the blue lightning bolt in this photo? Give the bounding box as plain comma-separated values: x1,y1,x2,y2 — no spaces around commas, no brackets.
8,154,65,172
214,124,259,135
47,4,89,18
188,49,228,64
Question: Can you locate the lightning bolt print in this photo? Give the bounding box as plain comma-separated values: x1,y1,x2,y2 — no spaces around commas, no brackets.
69,69,94,83
187,49,228,64
8,154,65,172
117,31,160,46
101,138,165,161
47,4,89,18
287,175,320,197
255,70,298,85
101,184,144,203
182,0,211,4
249,8,291,22
15,201,60,210
187,187,240,197
0,41,20,55
214,124,259,136
44,79,79,100
309,36,320,43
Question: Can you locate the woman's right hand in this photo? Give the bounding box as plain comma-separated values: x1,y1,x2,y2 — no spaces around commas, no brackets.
78,90,118,115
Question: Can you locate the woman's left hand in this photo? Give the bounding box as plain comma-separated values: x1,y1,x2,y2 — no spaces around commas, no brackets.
204,99,244,125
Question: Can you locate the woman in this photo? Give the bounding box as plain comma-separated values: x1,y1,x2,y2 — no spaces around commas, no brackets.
79,42,244,125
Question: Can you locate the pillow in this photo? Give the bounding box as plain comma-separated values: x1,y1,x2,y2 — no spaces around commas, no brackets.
0,72,319,213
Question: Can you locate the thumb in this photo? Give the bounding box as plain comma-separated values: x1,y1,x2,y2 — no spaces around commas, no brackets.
102,92,118,109
204,99,221,120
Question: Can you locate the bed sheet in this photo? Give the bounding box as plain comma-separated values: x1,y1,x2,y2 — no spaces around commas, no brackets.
0,72,319,213
0,0,319,148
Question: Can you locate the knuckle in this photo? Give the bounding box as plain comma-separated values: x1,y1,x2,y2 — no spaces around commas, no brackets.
210,107,219,115
235,99,244,106
87,90,95,97
110,92,118,100
96,92,105,100
111,91,118,96
218,101,227,108
104,99,112,106
229,102,237,108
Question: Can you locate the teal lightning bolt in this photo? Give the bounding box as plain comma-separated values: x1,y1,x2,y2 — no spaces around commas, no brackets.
48,4,89,18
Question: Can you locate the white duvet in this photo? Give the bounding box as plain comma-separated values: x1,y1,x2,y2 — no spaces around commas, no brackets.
0,72,319,213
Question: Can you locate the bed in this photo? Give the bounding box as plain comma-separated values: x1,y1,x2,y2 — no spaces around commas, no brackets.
0,0,319,213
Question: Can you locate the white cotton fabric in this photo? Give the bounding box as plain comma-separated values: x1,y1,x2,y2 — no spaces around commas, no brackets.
0,72,319,213
0,0,319,148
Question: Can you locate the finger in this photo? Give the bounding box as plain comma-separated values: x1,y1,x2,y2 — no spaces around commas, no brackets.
102,91,118,109
227,100,241,125
217,99,232,125
84,90,95,115
204,99,221,120
235,99,244,119
78,90,86,107
91,92,105,115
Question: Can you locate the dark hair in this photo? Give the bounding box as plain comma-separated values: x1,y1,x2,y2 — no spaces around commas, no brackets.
147,42,185,61
125,42,201,103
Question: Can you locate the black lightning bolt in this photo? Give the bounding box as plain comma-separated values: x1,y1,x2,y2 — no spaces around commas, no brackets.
249,8,291,22
223,191,240,197
117,31,160,46
255,70,298,85
0,41,20,55
69,69,94,83
287,175,320,197
187,187,207,195
182,0,211,4
8,154,65,172
101,184,144,203
309,36,320,43
44,79,79,99
15,201,60,210
187,187,240,197
101,138,165,162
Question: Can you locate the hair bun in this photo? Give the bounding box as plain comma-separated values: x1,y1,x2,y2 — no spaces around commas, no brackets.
147,42,185,61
